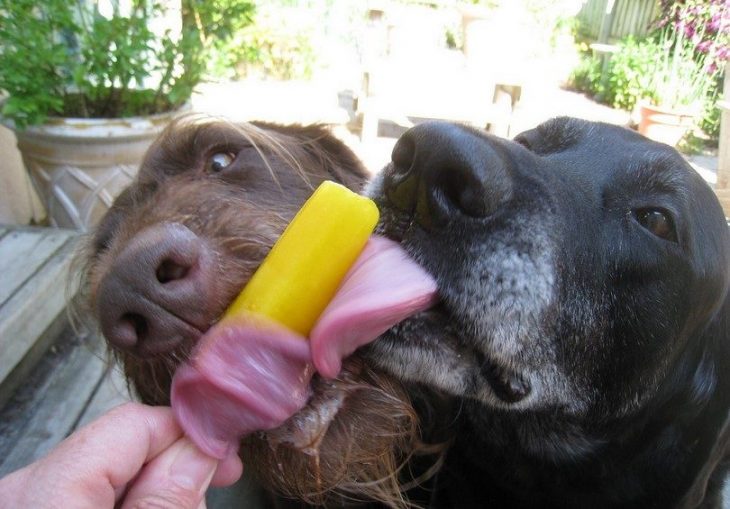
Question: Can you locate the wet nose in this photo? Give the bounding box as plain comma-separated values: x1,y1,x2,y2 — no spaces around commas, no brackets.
96,223,215,355
386,121,513,227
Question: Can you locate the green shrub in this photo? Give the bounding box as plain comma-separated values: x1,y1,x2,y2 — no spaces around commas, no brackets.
601,37,660,111
568,37,659,111
208,4,317,81
568,55,601,97
698,85,721,140
569,33,722,142
0,0,254,128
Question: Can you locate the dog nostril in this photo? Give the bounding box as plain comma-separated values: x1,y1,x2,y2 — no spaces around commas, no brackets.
437,169,493,218
107,312,149,350
156,258,190,284
391,135,416,173
121,312,149,342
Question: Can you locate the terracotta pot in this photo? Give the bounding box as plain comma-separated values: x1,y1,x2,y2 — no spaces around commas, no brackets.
637,102,695,147
7,108,183,231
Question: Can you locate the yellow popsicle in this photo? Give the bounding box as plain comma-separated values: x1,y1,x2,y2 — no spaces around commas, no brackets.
223,181,379,336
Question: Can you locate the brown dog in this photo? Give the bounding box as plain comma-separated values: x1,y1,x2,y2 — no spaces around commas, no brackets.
78,117,427,507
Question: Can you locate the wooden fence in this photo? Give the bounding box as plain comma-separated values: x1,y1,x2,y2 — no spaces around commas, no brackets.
577,0,659,42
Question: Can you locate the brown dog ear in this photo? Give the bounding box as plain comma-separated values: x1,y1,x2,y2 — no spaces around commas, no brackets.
253,122,370,192
306,127,370,191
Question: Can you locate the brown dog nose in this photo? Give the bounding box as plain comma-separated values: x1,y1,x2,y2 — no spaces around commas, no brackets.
96,223,215,355
386,122,513,227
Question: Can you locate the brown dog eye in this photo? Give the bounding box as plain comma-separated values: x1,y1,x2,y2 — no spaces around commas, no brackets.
635,208,677,242
207,152,235,173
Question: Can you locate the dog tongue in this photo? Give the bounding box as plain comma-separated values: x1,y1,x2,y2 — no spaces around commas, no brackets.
171,235,437,459
310,235,438,377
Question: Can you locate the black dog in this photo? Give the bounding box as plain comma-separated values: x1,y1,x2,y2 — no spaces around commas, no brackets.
365,117,730,508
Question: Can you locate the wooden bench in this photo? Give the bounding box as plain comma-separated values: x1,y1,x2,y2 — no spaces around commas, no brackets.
358,5,521,144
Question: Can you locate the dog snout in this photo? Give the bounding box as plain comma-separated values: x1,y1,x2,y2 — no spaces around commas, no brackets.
386,121,513,227
96,223,215,355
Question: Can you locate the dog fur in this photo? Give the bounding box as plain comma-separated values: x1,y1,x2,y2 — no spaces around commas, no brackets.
80,116,730,508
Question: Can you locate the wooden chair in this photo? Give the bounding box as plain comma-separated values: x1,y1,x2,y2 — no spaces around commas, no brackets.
358,4,521,143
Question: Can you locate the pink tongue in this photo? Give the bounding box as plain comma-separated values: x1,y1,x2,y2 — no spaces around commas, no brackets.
171,234,437,459
310,235,438,378
171,321,313,459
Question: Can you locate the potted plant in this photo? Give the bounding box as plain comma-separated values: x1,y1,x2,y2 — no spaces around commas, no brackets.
0,0,254,230
637,0,726,146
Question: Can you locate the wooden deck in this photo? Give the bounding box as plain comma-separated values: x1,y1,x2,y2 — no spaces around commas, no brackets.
0,226,130,477
5,226,726,506
0,226,79,409
0,226,266,507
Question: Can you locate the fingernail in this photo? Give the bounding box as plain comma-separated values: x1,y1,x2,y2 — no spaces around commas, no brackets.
169,440,218,492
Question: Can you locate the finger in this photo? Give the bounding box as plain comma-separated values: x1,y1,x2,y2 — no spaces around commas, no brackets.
210,451,243,487
15,403,183,507
120,437,217,509
60,403,182,486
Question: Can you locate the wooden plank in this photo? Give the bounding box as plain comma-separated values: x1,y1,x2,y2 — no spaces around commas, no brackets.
715,188,730,218
75,365,131,429
0,229,74,306
717,67,730,190
0,333,107,476
0,311,70,410
0,237,78,388
579,0,657,41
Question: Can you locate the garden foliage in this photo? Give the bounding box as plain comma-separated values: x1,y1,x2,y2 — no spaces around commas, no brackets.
0,0,255,128
570,0,728,140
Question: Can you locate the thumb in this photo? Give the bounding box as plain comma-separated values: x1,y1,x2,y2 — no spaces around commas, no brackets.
121,437,217,509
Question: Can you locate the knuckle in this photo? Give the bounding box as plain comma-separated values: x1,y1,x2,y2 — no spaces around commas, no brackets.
125,489,200,509
104,401,145,424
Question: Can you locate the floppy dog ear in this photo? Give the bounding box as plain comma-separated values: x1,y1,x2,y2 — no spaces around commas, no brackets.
300,125,370,190
254,122,370,191
679,293,730,508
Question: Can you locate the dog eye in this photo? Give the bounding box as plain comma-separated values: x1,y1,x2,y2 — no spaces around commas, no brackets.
206,152,235,173
634,208,677,242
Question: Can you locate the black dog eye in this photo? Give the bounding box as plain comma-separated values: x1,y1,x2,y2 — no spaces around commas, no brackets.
206,152,235,173
634,208,677,242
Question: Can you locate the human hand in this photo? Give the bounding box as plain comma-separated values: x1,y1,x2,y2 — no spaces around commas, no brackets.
0,402,243,508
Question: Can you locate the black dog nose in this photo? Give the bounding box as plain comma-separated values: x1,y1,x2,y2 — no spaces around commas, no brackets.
96,223,214,355
386,122,513,227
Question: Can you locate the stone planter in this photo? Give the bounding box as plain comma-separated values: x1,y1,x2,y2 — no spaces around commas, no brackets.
637,102,695,147
7,109,181,231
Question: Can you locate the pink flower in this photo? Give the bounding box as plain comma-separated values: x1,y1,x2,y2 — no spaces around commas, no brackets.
696,40,712,53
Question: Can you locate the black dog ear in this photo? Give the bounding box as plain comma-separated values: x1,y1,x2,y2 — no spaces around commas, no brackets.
679,416,729,508
679,293,730,508
699,289,730,361
513,117,587,155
